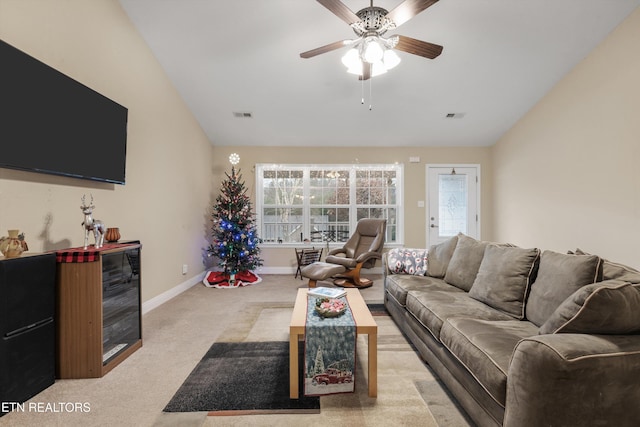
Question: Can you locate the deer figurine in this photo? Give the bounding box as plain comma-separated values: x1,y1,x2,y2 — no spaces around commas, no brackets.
81,194,106,249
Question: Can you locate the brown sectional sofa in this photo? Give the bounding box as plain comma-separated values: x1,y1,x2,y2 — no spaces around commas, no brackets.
383,234,640,427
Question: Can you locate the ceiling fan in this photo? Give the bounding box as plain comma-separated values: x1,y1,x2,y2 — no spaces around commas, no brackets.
300,0,443,80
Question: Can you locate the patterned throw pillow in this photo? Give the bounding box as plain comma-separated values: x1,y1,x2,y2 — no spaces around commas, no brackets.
386,248,406,274
403,249,428,276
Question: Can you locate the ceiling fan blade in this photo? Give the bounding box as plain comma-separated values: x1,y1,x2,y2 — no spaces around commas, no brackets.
395,35,443,59
300,40,350,58
387,0,439,28
316,0,360,25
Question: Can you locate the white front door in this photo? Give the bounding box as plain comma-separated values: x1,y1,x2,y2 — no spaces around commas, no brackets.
426,165,480,246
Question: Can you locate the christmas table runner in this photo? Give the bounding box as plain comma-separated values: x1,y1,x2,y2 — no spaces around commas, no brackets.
55,242,138,263
304,295,356,396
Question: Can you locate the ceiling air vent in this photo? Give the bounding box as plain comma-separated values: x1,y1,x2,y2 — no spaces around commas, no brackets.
232,112,253,118
445,113,466,119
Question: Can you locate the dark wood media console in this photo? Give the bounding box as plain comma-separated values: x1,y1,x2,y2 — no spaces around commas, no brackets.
55,242,142,378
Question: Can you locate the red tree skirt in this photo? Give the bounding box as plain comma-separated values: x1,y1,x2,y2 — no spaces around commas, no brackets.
203,270,262,288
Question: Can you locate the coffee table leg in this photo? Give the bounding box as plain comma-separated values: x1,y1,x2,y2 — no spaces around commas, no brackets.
368,332,378,397
290,330,299,399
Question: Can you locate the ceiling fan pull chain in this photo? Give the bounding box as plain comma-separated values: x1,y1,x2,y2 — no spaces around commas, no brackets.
361,76,365,105
369,76,373,111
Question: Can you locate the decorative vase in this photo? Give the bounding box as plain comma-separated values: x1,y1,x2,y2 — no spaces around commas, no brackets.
105,227,121,243
0,229,28,258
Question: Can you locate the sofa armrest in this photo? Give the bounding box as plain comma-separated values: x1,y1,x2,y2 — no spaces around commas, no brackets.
505,333,640,427
382,252,391,279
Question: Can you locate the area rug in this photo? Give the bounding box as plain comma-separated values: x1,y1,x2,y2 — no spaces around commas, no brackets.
366,303,389,316
163,341,320,415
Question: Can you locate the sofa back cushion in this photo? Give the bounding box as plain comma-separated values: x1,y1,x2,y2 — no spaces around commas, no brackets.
425,235,458,278
525,250,603,326
603,261,640,283
573,248,640,283
469,245,541,319
539,280,640,334
443,234,490,291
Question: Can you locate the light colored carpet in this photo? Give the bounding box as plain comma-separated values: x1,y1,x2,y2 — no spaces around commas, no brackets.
0,274,472,427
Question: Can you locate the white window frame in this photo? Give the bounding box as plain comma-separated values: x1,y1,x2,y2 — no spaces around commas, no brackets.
255,163,403,246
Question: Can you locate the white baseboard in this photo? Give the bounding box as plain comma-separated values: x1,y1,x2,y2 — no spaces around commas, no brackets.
141,272,205,315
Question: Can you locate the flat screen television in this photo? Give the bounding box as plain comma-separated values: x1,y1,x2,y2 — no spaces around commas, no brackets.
0,39,128,185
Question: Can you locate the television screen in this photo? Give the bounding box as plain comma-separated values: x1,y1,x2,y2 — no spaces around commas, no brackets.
0,40,128,185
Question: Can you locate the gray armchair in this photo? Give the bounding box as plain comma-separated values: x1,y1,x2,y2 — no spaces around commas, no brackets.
325,218,386,289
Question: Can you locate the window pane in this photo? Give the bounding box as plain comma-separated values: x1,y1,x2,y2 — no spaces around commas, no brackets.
388,187,396,204
356,188,368,204
369,187,384,204
357,208,369,221
310,169,349,205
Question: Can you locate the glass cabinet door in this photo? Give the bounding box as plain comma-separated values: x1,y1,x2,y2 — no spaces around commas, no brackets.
101,247,141,365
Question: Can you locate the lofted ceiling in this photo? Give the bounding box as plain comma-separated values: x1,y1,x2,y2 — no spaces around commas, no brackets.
118,0,639,147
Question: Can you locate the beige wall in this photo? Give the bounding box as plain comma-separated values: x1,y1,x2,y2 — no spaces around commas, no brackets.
491,8,640,268
11,0,631,301
210,146,492,271
0,0,216,303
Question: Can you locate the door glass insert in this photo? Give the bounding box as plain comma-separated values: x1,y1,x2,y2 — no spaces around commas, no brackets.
438,174,468,237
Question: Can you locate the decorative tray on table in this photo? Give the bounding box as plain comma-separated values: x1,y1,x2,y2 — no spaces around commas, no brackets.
314,297,347,318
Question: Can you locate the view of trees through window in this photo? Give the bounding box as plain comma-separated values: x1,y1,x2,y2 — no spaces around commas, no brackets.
257,165,402,244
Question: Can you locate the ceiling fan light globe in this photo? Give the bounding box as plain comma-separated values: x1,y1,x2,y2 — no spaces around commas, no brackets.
341,48,361,69
346,63,363,75
383,49,401,70
363,39,384,63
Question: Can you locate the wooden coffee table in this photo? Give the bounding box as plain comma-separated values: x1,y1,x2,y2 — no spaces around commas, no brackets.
289,288,377,398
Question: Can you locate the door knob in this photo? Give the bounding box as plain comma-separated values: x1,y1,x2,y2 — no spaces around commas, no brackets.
430,224,439,228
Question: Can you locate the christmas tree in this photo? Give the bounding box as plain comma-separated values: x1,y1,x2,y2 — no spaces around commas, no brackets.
208,166,263,277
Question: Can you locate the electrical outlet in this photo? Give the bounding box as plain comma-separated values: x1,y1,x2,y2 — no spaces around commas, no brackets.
182,264,188,275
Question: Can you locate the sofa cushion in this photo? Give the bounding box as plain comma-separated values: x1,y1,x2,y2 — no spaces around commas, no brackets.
406,290,514,340
573,249,640,283
444,234,490,291
426,235,458,278
525,250,603,327
469,245,540,319
386,248,406,274
603,261,640,283
386,274,462,306
539,280,640,334
440,318,539,407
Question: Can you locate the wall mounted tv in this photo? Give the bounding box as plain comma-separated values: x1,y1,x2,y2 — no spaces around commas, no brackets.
0,40,128,185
